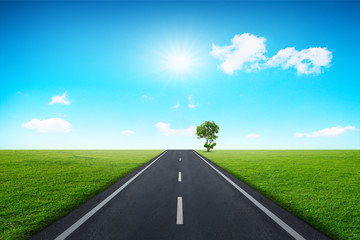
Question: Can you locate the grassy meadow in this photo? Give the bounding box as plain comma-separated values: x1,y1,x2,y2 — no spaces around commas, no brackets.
198,150,360,240
0,150,163,240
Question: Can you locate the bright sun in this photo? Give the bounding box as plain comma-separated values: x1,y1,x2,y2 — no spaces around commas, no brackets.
156,42,203,78
169,54,192,73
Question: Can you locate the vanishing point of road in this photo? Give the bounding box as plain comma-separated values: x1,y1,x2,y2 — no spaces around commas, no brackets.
31,150,331,240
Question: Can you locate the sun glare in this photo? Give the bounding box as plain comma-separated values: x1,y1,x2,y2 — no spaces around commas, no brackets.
155,40,204,79
169,54,192,73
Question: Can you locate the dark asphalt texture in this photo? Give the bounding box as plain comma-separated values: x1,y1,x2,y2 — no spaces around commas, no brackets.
31,150,331,240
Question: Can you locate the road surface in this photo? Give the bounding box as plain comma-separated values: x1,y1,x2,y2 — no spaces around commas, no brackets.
31,150,330,240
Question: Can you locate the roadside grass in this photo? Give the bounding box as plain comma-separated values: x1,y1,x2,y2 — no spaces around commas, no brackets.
197,150,360,240
0,150,163,240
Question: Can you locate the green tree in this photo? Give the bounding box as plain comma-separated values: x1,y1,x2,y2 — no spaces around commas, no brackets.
196,121,219,152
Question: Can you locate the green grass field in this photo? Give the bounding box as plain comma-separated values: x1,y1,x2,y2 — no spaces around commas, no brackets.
0,150,163,240
197,150,360,240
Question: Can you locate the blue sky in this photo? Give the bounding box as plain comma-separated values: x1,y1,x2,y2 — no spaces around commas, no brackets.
0,1,359,149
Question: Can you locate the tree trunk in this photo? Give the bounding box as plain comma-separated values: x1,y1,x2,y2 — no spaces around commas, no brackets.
207,147,210,152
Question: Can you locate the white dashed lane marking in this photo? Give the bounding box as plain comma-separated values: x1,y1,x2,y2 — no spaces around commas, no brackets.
177,197,183,225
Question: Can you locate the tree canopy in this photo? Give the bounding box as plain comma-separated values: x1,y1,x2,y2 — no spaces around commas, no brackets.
196,121,219,152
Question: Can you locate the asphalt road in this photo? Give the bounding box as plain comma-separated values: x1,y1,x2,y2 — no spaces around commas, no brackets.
31,150,331,240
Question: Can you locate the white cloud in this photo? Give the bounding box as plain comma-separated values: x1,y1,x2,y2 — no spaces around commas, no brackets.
23,118,72,133
211,33,267,75
49,92,69,105
265,47,332,75
156,122,196,136
295,125,356,138
211,33,332,75
121,130,134,135
173,102,180,109
246,133,260,139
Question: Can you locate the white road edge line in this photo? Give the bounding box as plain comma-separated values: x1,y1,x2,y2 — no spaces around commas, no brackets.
178,172,182,182
177,197,183,225
193,151,306,240
54,151,168,240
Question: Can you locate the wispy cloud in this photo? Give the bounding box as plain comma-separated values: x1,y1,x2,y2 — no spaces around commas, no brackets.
246,133,260,139
49,92,70,105
156,122,196,136
295,125,356,138
173,101,180,109
23,118,72,133
121,130,135,135
211,33,332,75
188,94,197,109
141,94,153,100
17,91,28,96
188,103,196,109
